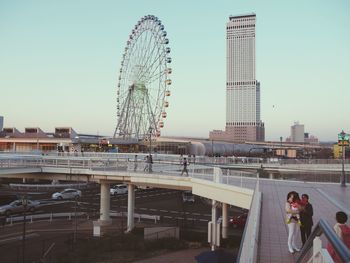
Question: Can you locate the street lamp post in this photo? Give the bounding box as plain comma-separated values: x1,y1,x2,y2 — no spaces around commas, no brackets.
340,130,347,187
21,195,27,263
74,196,78,244
148,127,153,173
149,127,152,157
280,136,283,158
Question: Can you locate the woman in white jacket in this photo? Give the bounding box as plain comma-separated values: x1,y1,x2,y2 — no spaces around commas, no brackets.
285,191,301,253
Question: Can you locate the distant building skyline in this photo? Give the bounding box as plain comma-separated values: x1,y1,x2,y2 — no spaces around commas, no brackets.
210,13,264,142
290,121,304,143
286,121,319,144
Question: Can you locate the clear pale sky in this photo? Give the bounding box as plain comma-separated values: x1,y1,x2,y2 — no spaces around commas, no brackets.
1,0,349,141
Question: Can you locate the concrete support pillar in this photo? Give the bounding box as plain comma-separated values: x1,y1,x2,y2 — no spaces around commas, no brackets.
127,184,135,232
93,181,111,237
269,172,274,179
99,181,111,222
210,199,217,251
222,203,228,239
22,178,26,184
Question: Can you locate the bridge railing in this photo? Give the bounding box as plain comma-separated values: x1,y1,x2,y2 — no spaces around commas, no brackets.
296,219,350,263
0,153,348,185
2,151,350,165
0,156,42,168
236,179,262,263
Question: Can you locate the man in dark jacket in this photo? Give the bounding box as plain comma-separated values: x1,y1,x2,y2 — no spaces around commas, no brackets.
300,194,314,246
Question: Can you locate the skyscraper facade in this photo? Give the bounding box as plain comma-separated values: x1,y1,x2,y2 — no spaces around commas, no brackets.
225,13,264,142
209,13,264,142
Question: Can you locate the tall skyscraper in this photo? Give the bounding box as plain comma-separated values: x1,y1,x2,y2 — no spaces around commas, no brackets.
209,13,264,142
226,13,264,141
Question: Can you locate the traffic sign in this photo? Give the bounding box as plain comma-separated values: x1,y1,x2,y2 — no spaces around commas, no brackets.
338,133,349,141
338,140,349,146
338,132,349,146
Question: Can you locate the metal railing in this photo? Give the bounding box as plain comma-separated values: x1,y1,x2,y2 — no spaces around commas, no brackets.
144,227,179,240
1,154,349,186
2,151,350,165
236,178,262,263
5,212,88,224
0,154,230,180
296,219,350,263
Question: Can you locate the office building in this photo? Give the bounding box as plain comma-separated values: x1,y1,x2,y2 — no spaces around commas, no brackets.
290,122,305,143
0,116,3,131
210,13,264,142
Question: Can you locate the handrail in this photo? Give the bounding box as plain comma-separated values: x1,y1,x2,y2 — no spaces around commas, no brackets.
296,219,350,263
236,179,262,263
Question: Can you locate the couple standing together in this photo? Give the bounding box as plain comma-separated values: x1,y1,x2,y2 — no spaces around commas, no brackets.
285,191,313,254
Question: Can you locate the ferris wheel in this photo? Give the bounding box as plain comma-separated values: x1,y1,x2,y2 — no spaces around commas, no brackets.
113,15,172,140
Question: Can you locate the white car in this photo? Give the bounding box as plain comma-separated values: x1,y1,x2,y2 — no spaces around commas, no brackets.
182,190,195,203
52,189,82,200
0,200,40,216
110,184,128,196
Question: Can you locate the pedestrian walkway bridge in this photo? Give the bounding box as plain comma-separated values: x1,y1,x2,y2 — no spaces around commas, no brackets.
0,153,349,263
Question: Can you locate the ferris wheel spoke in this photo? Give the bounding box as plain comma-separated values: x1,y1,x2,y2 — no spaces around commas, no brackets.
135,32,146,66
136,41,159,81
145,60,167,85
147,90,163,120
138,30,164,77
138,48,165,83
147,70,166,86
145,94,158,132
136,30,155,74
140,57,164,83
132,32,147,71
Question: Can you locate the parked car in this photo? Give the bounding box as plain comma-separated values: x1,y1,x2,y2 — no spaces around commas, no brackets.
0,200,40,216
229,213,248,228
182,190,195,203
110,184,128,196
52,189,82,200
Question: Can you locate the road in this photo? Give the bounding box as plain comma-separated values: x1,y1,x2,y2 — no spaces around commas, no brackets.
0,179,245,263
0,180,246,229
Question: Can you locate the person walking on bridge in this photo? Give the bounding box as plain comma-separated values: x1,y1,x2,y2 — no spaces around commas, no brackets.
133,154,138,171
181,157,189,176
144,154,153,173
